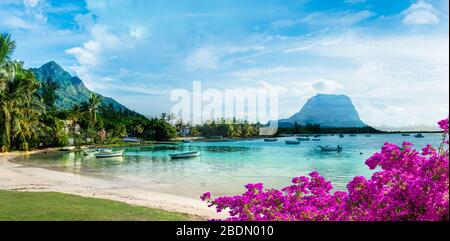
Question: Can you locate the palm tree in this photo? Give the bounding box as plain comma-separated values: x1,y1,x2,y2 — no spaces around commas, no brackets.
0,33,16,92
82,94,102,128
0,61,43,151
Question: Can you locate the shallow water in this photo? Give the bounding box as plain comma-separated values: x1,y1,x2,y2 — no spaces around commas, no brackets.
15,133,443,199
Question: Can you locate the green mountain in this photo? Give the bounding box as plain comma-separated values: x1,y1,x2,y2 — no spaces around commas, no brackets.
31,61,139,116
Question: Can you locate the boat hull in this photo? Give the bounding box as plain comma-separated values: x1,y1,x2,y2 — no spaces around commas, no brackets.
94,150,124,158
169,151,200,159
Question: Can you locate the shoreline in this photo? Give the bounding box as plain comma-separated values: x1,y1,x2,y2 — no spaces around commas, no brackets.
0,150,226,220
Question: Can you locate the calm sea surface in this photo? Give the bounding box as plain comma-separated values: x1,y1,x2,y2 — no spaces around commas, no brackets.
15,133,443,199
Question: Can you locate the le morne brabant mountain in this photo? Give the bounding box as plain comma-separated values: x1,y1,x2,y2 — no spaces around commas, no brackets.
31,61,139,116
277,94,368,128
32,61,368,130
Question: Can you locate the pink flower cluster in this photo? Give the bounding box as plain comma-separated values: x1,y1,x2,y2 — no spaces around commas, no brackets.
201,118,449,221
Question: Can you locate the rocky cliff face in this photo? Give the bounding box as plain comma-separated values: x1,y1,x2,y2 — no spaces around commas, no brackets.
278,94,367,128
31,61,138,115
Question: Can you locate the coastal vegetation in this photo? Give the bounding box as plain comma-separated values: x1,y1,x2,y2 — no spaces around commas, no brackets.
275,123,383,135
202,118,449,221
0,33,177,152
189,118,261,138
0,190,196,221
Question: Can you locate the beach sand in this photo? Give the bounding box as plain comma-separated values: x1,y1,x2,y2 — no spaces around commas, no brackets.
0,151,227,220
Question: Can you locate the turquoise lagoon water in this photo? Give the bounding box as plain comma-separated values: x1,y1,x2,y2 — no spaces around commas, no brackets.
15,133,443,199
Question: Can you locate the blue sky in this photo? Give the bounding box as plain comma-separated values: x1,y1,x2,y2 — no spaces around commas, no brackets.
0,0,448,129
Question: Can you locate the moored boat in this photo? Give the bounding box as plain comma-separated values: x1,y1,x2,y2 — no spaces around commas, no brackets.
311,139,321,141
60,146,75,151
339,134,344,138
317,145,343,152
349,134,357,137
94,150,124,158
296,137,310,141
169,151,200,159
285,140,300,145
402,133,411,136
414,133,425,138
83,149,100,155
264,138,278,142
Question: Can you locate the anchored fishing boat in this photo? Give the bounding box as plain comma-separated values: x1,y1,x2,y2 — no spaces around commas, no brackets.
94,150,124,158
83,148,100,155
285,140,300,145
317,145,343,152
414,133,425,138
264,138,278,142
169,151,200,159
402,133,411,136
296,137,310,141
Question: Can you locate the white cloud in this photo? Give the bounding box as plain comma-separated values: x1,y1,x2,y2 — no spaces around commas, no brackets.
23,0,39,8
1,15,36,30
311,79,344,93
272,10,375,29
402,0,440,25
184,48,219,71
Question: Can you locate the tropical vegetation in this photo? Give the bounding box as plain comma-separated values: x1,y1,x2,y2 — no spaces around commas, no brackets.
0,33,177,152
202,118,449,221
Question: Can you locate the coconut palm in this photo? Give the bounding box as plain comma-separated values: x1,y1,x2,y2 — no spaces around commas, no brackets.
0,33,16,91
0,61,43,151
82,94,102,128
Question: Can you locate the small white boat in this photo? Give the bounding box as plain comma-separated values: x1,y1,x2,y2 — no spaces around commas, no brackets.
264,138,278,142
83,149,100,155
317,145,343,152
296,137,310,141
285,140,300,145
61,146,75,151
169,151,200,159
94,150,124,158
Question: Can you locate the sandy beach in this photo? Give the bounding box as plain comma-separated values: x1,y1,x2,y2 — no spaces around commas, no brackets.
0,151,226,220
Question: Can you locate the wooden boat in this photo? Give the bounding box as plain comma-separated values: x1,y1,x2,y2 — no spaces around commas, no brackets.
285,140,300,145
296,137,310,141
60,146,75,151
169,151,200,159
414,133,425,138
264,138,278,142
83,149,100,155
94,150,124,158
317,145,342,152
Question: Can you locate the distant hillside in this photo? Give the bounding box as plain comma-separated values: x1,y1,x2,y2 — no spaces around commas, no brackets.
277,94,367,128
31,61,140,116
